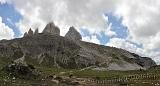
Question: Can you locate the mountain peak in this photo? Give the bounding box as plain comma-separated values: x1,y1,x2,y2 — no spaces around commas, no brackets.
42,22,60,35
65,26,82,40
28,28,34,36
23,28,34,37
23,32,28,37
34,28,39,35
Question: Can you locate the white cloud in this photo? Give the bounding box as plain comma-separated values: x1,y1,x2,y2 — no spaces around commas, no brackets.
114,0,160,50
7,17,14,25
10,0,117,36
0,0,11,4
106,38,139,53
0,0,6,3
104,23,116,37
0,17,14,40
82,35,100,45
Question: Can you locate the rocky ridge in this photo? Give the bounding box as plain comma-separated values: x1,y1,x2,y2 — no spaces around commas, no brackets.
42,22,60,35
0,22,156,70
34,28,39,35
65,26,82,40
23,28,34,37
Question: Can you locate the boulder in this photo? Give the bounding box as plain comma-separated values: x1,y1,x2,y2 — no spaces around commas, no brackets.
42,22,60,35
65,26,82,40
14,55,26,65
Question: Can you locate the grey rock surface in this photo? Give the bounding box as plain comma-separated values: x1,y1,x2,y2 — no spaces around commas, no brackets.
34,28,39,35
130,53,156,69
28,28,34,36
42,22,60,35
23,32,28,37
65,26,82,40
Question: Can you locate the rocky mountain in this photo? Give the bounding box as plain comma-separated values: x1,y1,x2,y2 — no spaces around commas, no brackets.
0,22,156,70
34,28,39,35
65,26,82,40
42,22,60,35
23,28,34,37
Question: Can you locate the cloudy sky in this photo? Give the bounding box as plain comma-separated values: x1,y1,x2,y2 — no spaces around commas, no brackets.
0,0,160,64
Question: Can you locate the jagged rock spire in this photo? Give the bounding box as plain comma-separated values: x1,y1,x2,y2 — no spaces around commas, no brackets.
34,28,39,35
23,32,28,37
23,28,33,37
28,28,34,36
42,22,60,35
65,26,82,40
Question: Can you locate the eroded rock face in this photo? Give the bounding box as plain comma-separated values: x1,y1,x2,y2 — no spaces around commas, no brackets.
42,22,60,35
130,53,156,68
65,26,82,40
34,28,39,35
28,28,34,36
23,32,28,37
140,57,156,68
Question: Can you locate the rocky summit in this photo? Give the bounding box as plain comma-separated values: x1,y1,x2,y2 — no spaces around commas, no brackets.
34,28,39,35
42,22,60,35
65,26,82,40
0,22,156,71
23,28,34,37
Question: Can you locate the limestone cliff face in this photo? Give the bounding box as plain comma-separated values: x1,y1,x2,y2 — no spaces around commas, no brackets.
0,22,156,70
28,28,34,36
42,22,60,35
65,27,82,41
34,28,39,35
23,32,28,37
23,28,34,37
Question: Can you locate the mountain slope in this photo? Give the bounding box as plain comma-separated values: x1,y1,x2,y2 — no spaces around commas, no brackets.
0,22,156,70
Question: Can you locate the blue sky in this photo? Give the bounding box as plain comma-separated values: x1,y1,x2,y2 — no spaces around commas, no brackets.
0,3,22,37
106,12,128,39
80,12,129,45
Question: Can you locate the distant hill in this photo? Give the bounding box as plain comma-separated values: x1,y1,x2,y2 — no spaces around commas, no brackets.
0,22,156,70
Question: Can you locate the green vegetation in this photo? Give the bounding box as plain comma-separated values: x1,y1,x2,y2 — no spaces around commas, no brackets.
0,56,160,85
62,68,160,79
36,66,75,76
0,57,10,68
